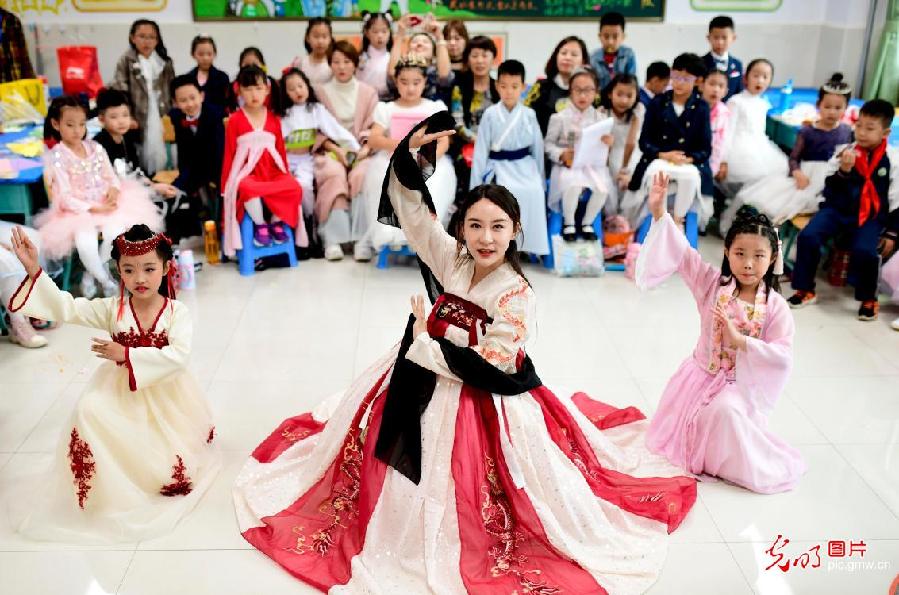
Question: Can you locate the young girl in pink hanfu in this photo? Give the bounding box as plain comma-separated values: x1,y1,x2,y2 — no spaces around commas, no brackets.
35,96,162,298
636,172,807,494
703,69,732,184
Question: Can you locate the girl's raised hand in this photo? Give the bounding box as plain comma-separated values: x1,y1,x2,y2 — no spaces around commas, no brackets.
648,171,669,220
409,127,455,150
714,303,747,350
410,294,429,338
10,226,41,279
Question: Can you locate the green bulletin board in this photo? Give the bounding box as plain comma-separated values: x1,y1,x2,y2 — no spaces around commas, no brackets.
193,0,665,21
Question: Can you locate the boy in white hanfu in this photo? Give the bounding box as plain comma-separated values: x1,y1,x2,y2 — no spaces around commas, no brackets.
470,59,549,256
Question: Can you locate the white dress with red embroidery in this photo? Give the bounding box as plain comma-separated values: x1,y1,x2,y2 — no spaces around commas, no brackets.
232,161,699,594
6,272,221,543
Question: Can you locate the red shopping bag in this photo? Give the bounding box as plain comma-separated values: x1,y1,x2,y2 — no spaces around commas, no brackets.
56,46,103,98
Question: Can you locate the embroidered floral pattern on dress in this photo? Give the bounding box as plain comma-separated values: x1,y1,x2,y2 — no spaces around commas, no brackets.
707,285,767,378
286,430,363,557
113,327,170,349
160,455,193,496
481,456,560,594
566,437,599,481
476,281,529,370
68,428,96,509
434,295,489,332
207,426,215,444
281,428,311,443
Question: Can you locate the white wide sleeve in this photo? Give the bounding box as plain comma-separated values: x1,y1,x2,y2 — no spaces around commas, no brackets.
8,270,111,330
405,279,534,376
385,157,459,283
315,104,361,151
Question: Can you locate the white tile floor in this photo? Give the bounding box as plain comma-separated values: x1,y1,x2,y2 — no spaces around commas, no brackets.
2,239,898,595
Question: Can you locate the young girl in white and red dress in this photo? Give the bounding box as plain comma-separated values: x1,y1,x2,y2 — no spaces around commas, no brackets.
732,73,854,226
6,224,220,543
35,96,162,298
636,172,807,494
221,65,303,256
233,113,698,594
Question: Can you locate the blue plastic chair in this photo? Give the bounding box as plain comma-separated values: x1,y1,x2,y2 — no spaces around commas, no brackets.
237,215,297,276
635,211,698,249
376,244,416,269
543,190,605,270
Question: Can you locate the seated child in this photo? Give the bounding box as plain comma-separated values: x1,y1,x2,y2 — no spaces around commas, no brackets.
589,11,637,91
625,53,712,228
470,59,548,255
0,222,48,348
788,99,898,322
221,66,302,254
92,88,180,222
601,73,644,214
734,73,853,225
640,61,669,108
170,75,226,237
277,67,359,256
545,67,613,242
36,96,162,298
717,58,787,198
702,69,732,219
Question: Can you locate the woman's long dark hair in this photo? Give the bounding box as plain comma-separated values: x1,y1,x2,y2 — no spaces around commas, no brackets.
449,184,530,286
720,206,780,297
110,224,174,298
128,19,169,61
544,36,589,80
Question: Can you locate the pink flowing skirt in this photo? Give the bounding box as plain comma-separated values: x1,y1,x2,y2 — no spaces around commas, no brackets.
35,180,163,259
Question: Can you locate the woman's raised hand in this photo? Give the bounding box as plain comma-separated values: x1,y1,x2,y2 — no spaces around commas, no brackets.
408,127,455,150
410,294,429,338
10,226,41,279
648,171,670,220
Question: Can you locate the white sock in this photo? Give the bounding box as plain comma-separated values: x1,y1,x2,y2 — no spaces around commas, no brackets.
244,198,266,224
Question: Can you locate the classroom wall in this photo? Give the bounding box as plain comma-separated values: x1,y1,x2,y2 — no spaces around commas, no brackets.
13,0,875,92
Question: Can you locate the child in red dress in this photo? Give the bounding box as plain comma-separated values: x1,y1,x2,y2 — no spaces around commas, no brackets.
221,65,302,255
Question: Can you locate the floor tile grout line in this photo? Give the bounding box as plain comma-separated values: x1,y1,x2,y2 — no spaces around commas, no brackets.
830,444,899,525
10,377,77,457
722,541,759,594
693,491,754,592
114,547,139,594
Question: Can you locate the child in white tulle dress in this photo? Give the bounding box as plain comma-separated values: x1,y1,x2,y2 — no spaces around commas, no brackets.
718,58,787,190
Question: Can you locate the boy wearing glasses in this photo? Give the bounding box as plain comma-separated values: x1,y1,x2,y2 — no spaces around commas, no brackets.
625,53,712,228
